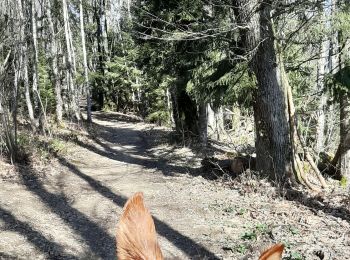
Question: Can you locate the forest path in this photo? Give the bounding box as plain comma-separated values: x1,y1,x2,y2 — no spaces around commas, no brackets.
1,112,350,260
0,112,236,260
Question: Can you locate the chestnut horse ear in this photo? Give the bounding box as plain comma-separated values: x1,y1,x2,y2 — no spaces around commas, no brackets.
116,192,163,260
259,243,284,260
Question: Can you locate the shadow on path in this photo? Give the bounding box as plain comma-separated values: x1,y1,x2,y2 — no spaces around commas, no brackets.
0,207,78,260
61,122,191,176
16,165,116,259
57,154,220,259
4,112,219,259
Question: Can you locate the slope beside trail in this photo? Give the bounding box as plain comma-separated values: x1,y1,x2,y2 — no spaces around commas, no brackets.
1,112,349,260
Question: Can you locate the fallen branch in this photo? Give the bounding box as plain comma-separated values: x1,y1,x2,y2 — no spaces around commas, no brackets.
305,150,327,188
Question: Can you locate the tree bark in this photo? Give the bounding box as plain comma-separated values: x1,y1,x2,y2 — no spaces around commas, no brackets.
31,0,49,133
166,87,174,126
315,1,332,155
18,0,37,129
99,0,109,58
335,35,350,182
315,42,329,154
336,3,350,184
233,0,293,183
339,95,350,182
62,0,80,121
0,51,17,163
79,0,92,123
198,102,208,148
31,0,39,112
170,75,199,137
207,105,225,141
94,0,108,109
329,1,350,183
46,0,63,124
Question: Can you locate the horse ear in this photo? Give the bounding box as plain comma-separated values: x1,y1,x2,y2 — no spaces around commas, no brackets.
259,243,284,260
116,192,163,260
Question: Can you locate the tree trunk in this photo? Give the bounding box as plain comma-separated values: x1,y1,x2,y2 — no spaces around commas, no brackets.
31,0,39,113
330,1,350,183
62,0,80,121
207,103,215,137
339,95,350,182
18,0,37,129
170,75,199,137
0,101,17,163
0,51,17,163
166,87,174,126
207,105,225,141
99,0,109,59
214,107,224,141
333,69,350,182
94,0,108,109
23,45,38,130
13,54,20,150
46,0,63,124
233,0,292,183
336,33,350,182
198,102,208,148
315,2,332,155
315,42,329,154
79,0,92,123
31,0,49,133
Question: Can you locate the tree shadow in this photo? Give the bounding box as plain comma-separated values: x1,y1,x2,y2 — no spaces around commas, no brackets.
15,164,116,260
91,111,204,154
0,207,78,260
91,113,350,227
89,112,257,181
92,111,143,123
21,129,219,259
0,251,25,260
84,122,239,182
59,123,192,176
84,112,350,255
284,188,350,223
54,153,220,259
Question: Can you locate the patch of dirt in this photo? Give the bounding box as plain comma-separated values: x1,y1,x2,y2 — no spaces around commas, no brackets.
1,111,350,260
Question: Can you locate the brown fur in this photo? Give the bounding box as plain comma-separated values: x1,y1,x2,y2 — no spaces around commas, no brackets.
259,243,285,260
117,192,283,260
116,192,163,260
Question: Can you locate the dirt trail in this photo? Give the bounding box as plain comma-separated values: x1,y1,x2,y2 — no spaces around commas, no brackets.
1,112,350,260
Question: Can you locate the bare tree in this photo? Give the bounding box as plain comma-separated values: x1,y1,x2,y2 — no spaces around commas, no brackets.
46,0,63,124
62,0,80,121
315,1,334,155
18,0,38,129
80,0,92,123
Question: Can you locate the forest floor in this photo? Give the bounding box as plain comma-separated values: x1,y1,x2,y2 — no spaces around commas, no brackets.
1,112,350,260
